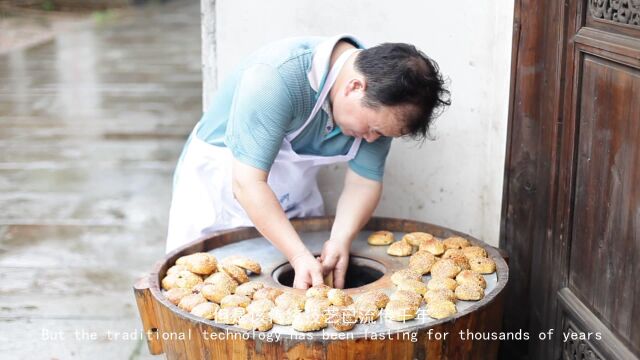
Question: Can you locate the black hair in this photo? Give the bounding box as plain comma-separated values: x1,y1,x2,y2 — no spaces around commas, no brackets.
354,43,451,140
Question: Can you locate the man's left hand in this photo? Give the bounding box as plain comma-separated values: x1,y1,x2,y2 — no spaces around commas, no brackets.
319,239,351,289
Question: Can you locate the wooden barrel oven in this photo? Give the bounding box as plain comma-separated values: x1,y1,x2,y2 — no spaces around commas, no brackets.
134,217,508,359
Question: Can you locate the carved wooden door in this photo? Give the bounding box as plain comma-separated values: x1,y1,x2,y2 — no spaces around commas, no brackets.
501,1,639,359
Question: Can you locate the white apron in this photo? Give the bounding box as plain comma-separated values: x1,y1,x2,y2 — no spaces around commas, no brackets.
166,48,362,253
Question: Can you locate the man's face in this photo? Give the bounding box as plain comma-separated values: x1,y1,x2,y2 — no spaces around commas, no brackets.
331,78,409,143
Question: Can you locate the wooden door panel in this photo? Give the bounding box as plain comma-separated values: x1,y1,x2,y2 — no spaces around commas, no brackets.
568,53,640,355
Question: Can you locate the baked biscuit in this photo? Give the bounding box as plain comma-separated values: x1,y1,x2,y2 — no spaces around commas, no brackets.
469,257,496,274
305,284,331,298
367,230,394,245
402,232,434,247
215,306,246,325
246,299,276,314
462,246,487,259
447,254,471,271
269,306,301,325
430,259,462,278
397,279,428,295
409,250,437,275
305,297,332,313
326,306,357,332
253,287,284,302
292,311,328,332
355,290,389,309
419,238,446,256
442,249,465,259
178,293,207,312
173,270,204,290
222,255,261,275
203,271,238,293
384,300,418,321
164,288,192,305
424,289,456,304
426,277,458,291
234,281,265,298
190,301,220,320
390,268,422,285
217,263,249,284
220,294,251,308
327,289,354,306
455,283,485,301
166,264,189,275
390,290,423,308
443,236,471,250
426,300,457,319
387,240,413,256
175,252,218,275
275,292,306,311
201,283,232,303
455,270,487,289
354,301,380,323
237,312,273,332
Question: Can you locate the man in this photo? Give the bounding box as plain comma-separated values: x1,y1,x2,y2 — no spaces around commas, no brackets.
166,34,450,289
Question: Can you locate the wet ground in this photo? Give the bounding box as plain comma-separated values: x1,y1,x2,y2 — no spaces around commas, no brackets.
0,0,200,358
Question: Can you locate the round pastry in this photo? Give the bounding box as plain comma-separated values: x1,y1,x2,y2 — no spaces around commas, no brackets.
222,255,261,275
442,249,465,259
220,294,251,308
402,232,434,247
430,259,462,278
253,287,284,302
455,283,485,301
237,312,273,332
447,254,471,271
469,257,496,274
178,293,207,312
175,252,218,275
305,284,331,298
426,300,457,319
326,306,357,332
424,289,456,304
201,283,232,303
354,301,380,323
384,300,418,321
275,292,306,311
190,301,220,320
455,270,487,289
426,277,458,291
246,299,276,314
367,230,394,245
203,271,238,293
462,246,488,259
327,288,354,307
161,273,179,290
166,264,189,275
234,281,265,298
269,306,301,325
215,306,246,325
171,270,203,290
418,238,446,256
390,290,423,308
355,290,389,309
217,263,249,284
164,288,191,305
396,278,428,295
443,236,471,250
390,268,422,285
292,311,328,332
305,297,332,313
409,250,437,275
387,240,413,256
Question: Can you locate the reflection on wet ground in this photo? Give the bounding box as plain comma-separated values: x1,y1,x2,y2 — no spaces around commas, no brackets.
0,1,200,357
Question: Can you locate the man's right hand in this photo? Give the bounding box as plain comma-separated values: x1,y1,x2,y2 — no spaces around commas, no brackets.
289,251,324,289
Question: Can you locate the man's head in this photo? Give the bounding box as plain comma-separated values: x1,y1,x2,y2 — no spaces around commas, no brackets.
331,43,451,143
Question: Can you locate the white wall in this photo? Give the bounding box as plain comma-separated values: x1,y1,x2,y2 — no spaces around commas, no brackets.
202,0,514,246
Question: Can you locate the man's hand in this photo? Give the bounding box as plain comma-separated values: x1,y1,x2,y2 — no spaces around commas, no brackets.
290,251,324,289
319,239,351,289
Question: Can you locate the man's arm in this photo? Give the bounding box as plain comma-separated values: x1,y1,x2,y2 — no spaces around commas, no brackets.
320,167,383,288
232,159,324,289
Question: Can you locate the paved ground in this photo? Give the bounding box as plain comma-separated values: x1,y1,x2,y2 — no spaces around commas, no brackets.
0,0,201,358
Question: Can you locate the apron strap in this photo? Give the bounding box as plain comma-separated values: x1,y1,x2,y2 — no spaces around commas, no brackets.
286,48,360,141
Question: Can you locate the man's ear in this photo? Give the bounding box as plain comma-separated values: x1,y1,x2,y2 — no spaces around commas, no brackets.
345,78,366,96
